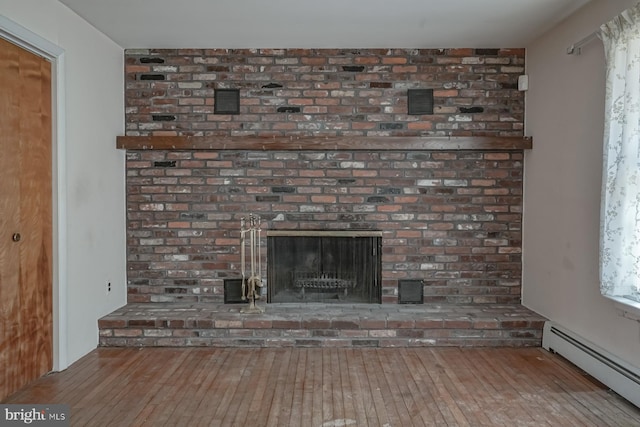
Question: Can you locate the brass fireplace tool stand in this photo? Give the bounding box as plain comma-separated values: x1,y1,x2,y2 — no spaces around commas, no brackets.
240,214,265,314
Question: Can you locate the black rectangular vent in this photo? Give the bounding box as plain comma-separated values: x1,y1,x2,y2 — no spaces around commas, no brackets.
214,89,240,114
398,280,424,304
407,89,434,115
224,279,244,303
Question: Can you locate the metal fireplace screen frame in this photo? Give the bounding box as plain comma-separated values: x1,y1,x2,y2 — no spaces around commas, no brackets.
266,230,382,304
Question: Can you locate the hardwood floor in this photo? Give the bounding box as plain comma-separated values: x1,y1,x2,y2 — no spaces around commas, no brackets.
3,347,640,426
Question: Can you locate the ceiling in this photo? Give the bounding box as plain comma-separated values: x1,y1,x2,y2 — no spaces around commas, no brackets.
57,0,592,49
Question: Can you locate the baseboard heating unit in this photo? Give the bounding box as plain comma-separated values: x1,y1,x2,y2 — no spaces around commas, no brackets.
542,321,640,408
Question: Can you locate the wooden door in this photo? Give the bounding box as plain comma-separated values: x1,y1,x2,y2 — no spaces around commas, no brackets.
0,37,53,400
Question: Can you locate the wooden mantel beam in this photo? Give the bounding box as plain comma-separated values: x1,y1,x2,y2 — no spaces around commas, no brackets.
116,135,532,151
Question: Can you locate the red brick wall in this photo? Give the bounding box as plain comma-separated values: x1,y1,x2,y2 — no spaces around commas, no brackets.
124,48,525,304
126,149,523,304
125,48,524,137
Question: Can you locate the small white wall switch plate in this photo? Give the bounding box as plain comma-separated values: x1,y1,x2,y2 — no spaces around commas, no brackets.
518,75,529,91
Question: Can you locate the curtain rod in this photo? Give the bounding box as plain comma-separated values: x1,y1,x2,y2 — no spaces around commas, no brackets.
566,30,601,55
567,8,634,55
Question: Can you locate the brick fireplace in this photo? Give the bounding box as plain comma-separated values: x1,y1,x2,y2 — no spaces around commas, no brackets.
123,47,528,307
100,47,544,348
125,145,525,305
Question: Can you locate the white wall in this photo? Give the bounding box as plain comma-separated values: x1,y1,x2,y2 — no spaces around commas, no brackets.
0,0,126,367
524,0,640,368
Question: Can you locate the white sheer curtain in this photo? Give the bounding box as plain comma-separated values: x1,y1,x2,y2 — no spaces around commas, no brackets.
600,3,640,298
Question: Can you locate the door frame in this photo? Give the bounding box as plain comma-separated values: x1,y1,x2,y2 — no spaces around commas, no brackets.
0,15,68,371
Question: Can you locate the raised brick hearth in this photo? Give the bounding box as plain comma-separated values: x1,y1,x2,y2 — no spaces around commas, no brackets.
99,303,545,348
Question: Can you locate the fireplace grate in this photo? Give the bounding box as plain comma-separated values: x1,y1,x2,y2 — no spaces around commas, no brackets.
293,271,354,299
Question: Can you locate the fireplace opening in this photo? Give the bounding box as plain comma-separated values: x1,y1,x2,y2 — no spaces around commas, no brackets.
267,231,382,304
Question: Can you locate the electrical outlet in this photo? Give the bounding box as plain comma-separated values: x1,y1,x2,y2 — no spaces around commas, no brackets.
107,281,112,293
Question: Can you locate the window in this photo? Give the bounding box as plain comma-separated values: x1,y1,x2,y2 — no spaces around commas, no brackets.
599,4,640,314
